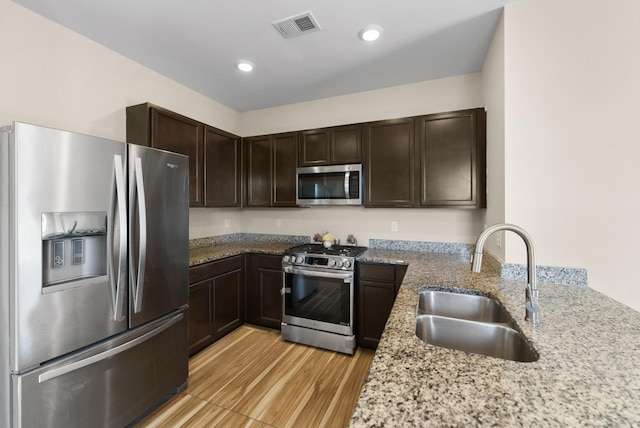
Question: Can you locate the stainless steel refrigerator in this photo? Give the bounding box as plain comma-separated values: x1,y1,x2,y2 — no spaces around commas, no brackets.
0,122,189,427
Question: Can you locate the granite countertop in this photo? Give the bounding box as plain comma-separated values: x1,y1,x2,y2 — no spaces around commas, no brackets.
189,240,296,266
351,249,640,426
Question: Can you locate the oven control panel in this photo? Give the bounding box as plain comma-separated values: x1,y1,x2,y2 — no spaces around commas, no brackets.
282,254,354,271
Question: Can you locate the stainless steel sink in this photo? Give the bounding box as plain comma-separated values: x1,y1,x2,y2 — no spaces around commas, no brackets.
415,314,539,362
415,290,539,362
417,290,512,323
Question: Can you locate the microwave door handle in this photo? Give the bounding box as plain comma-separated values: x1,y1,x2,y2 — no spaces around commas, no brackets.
109,155,127,321
344,172,350,199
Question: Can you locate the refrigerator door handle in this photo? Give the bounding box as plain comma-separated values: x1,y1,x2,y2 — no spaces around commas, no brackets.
37,313,184,383
109,155,127,321
131,157,148,313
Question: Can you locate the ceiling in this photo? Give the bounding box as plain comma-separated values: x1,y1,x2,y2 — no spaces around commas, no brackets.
13,0,518,112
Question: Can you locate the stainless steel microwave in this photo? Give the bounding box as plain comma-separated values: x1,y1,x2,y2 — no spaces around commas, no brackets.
296,164,363,206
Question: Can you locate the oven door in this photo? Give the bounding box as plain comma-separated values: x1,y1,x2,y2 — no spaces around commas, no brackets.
282,265,354,336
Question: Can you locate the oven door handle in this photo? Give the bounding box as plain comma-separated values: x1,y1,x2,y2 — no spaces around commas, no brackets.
283,265,353,281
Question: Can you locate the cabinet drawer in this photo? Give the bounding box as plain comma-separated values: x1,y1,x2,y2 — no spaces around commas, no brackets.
189,263,215,285
189,255,244,285
358,263,396,282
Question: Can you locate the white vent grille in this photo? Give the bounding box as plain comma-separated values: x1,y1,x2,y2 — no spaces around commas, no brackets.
273,11,321,39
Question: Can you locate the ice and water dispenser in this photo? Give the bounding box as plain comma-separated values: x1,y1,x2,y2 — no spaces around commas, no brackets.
41,212,108,290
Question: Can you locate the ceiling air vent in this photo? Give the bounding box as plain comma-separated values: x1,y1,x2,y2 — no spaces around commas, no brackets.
273,11,321,39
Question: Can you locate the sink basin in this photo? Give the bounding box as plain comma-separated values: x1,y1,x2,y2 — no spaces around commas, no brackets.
415,289,539,362
415,314,539,362
417,290,512,323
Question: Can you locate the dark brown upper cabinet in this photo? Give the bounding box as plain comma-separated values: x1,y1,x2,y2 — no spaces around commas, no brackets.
245,132,298,207
127,103,204,206
417,108,486,208
126,103,242,208
298,128,329,166
298,124,362,167
363,118,417,207
204,126,242,207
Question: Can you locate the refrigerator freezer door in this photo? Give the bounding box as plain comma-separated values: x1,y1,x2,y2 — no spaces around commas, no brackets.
12,308,188,428
7,123,129,372
128,144,189,328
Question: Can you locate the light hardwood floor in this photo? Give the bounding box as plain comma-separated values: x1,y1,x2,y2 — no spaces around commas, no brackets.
137,325,375,428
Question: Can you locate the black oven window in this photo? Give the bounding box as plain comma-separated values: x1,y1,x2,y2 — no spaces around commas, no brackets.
285,274,350,326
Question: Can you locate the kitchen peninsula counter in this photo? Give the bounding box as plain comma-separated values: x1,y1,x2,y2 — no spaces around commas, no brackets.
351,249,640,426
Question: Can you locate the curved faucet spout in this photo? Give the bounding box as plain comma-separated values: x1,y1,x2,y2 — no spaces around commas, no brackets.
471,223,540,326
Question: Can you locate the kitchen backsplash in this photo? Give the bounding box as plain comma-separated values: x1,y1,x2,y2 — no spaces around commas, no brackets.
369,239,472,255
189,235,587,287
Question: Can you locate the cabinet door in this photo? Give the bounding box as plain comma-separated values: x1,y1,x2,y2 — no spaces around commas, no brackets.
150,108,204,207
273,133,298,207
188,280,213,356
245,136,273,207
299,129,330,166
418,108,486,207
204,126,241,207
357,262,406,349
212,259,245,339
357,280,395,349
246,254,283,329
188,256,245,356
363,118,416,207
331,124,362,165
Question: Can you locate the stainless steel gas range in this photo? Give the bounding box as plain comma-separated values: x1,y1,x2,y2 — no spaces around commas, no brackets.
281,243,368,355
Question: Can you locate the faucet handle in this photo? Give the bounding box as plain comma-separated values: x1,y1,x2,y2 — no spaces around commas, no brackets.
526,300,540,313
525,301,541,326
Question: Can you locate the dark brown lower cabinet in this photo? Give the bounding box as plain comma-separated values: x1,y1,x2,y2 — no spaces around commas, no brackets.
246,254,283,330
357,262,407,349
188,254,406,354
188,255,245,356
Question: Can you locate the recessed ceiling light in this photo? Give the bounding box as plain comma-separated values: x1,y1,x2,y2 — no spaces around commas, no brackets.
359,25,383,42
237,61,255,72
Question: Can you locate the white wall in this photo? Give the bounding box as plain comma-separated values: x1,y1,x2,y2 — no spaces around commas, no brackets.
240,74,483,136
192,206,484,247
480,13,506,260
501,0,640,311
0,0,239,140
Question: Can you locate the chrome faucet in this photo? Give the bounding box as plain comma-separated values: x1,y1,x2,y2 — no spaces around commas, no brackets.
471,223,540,326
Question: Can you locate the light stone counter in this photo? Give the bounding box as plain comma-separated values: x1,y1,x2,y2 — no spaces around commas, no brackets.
189,241,295,266
351,249,640,427
188,233,310,266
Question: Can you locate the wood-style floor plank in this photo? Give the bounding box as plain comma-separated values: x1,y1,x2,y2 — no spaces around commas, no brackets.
253,349,337,427
136,325,375,428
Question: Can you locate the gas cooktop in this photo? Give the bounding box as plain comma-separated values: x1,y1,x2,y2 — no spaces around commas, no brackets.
282,243,368,271
285,243,368,258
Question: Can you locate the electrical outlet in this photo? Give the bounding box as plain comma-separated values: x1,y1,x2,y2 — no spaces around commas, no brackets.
275,219,282,228
224,219,230,229
496,231,502,248
391,221,398,232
